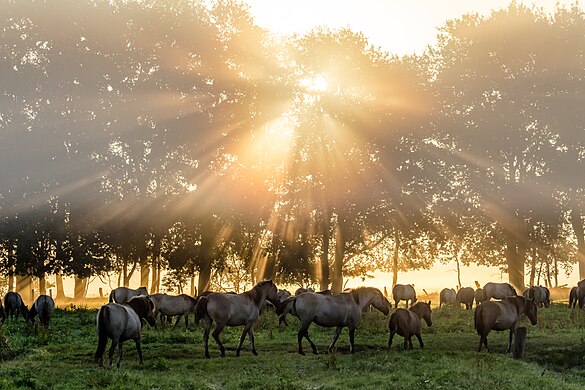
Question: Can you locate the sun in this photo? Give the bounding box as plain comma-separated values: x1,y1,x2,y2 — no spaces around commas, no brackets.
300,74,329,93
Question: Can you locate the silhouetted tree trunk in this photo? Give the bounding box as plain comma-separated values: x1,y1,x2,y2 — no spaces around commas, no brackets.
16,275,33,305
529,247,537,287
392,229,399,288
571,209,585,280
190,276,196,296
55,273,66,300
39,274,46,295
7,275,14,292
140,258,150,290
506,238,525,292
198,259,212,294
74,277,87,300
332,222,345,294
320,212,330,291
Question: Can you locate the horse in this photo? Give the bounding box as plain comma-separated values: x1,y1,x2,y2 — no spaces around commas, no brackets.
475,288,488,307
392,284,417,308
295,287,314,296
0,301,4,325
148,293,197,330
28,295,55,327
388,301,432,350
483,282,517,300
523,286,550,308
286,287,390,355
194,280,278,358
577,279,585,309
109,286,148,304
474,296,537,353
456,287,475,310
439,288,457,308
4,292,28,321
95,295,156,368
569,286,579,309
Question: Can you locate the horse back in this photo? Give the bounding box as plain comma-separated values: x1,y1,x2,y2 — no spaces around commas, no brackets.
101,303,141,340
205,292,259,326
389,308,418,336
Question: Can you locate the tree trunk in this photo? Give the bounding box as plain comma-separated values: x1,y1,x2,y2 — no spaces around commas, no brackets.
140,260,150,290
319,213,330,291
198,259,212,294
7,275,14,292
74,277,88,300
55,273,66,300
529,247,537,287
331,223,345,294
39,274,46,295
506,238,525,292
16,275,33,305
190,276,196,296
571,209,585,280
392,229,399,288
455,256,462,290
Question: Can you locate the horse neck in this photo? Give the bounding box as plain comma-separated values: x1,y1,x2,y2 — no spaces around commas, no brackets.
351,288,375,311
246,285,270,307
409,304,425,319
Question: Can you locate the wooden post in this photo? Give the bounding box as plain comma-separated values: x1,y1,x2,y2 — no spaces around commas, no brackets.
513,327,527,359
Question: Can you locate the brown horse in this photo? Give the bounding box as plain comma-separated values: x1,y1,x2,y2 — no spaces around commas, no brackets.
569,286,579,309
483,282,517,300
474,288,488,307
392,284,417,308
194,280,278,358
474,296,537,353
439,288,457,308
288,287,390,355
456,287,475,310
388,301,432,350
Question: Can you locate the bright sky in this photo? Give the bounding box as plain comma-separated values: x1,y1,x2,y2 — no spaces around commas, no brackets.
243,0,577,55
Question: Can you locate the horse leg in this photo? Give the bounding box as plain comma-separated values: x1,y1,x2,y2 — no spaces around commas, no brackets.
247,328,258,356
348,326,356,353
416,333,424,349
328,326,343,353
135,339,143,365
403,331,409,350
235,321,254,357
108,338,118,367
408,335,414,350
212,323,226,357
388,331,395,350
298,322,318,355
507,327,515,353
116,341,123,368
203,319,212,359
185,313,189,330
172,315,183,330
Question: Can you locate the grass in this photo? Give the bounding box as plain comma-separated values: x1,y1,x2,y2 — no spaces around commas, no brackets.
0,303,584,389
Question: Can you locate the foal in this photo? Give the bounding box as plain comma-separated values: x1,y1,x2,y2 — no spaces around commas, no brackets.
388,301,432,350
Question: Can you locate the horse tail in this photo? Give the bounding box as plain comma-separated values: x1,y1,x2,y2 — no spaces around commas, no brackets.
473,306,482,334
194,295,209,322
41,301,51,326
95,306,110,361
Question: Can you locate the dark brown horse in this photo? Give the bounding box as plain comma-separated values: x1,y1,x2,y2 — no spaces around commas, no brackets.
287,287,390,355
456,287,475,310
569,286,579,309
3,292,28,321
28,295,55,328
474,288,488,307
194,280,278,358
95,295,156,367
388,301,432,350
483,282,517,300
474,296,537,353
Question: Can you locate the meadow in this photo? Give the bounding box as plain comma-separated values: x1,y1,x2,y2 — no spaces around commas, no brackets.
1,302,585,390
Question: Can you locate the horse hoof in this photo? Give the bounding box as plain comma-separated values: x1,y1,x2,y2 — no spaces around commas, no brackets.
205,354,211,359
298,351,305,356
312,350,319,355
252,350,258,356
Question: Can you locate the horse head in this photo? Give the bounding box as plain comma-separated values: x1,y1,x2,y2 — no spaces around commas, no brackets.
525,298,538,326
371,289,391,315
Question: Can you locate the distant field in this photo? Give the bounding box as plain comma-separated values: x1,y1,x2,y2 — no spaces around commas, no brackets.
1,303,585,389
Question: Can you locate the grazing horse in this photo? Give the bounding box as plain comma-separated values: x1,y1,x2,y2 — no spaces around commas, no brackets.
523,286,550,308
295,287,314,296
456,287,475,310
195,280,278,358
388,301,432,350
577,279,585,309
287,287,390,355
439,288,457,308
28,295,55,328
474,296,537,353
475,288,488,307
569,286,579,309
483,282,517,300
4,292,28,321
392,284,417,308
95,295,156,368
149,293,197,329
109,286,148,304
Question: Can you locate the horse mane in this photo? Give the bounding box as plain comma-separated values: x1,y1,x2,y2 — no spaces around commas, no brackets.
244,280,273,306
349,287,377,304
125,296,151,319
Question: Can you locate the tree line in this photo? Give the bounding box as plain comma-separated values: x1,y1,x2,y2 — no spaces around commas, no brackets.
1,0,584,299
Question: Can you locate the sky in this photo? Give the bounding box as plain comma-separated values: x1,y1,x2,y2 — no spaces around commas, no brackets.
243,0,577,56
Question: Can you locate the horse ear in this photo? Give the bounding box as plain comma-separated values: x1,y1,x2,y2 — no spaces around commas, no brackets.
428,300,431,306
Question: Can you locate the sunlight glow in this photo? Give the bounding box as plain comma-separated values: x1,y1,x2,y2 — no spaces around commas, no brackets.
300,75,329,93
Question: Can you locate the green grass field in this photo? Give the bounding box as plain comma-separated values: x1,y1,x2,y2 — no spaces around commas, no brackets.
1,303,585,389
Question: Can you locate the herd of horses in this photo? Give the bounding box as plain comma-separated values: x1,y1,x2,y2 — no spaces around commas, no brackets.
0,280,579,368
